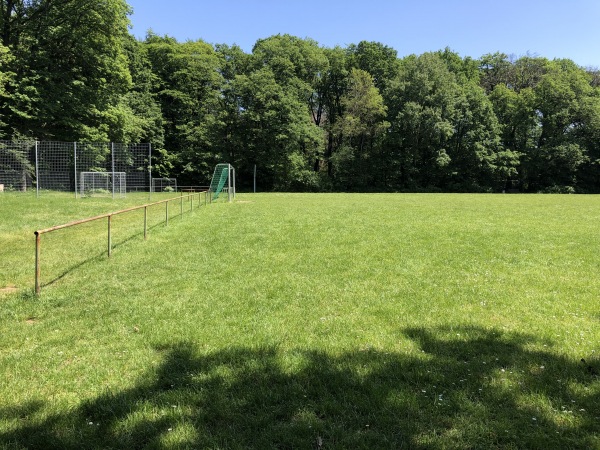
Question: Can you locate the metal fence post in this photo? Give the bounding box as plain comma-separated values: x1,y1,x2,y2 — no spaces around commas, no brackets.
35,141,39,198
111,142,115,200
148,143,152,201
74,142,77,198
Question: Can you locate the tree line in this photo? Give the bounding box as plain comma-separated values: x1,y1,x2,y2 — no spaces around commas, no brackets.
1,0,600,192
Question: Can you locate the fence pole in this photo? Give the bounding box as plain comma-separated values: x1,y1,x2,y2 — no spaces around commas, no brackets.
35,232,41,295
111,143,115,200
74,142,77,199
148,143,152,202
144,206,148,240
107,215,112,257
35,141,39,198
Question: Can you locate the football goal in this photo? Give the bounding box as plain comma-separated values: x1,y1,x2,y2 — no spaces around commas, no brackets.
80,171,126,198
151,177,177,193
209,163,235,201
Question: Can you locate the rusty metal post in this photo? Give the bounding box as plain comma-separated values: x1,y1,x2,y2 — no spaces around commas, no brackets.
144,206,148,240
107,215,112,257
35,232,41,295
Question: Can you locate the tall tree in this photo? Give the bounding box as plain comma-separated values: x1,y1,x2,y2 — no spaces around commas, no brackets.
0,42,12,129
0,0,132,140
144,34,224,184
331,68,388,190
347,41,399,92
232,67,322,191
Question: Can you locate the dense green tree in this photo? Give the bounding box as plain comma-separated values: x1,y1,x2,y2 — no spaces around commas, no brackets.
436,47,480,84
331,68,388,189
526,63,596,191
347,41,399,93
0,0,132,140
487,56,600,192
144,34,223,183
1,13,599,193
479,52,514,94
252,34,328,89
106,35,164,146
231,66,323,191
316,46,350,179
0,42,11,129
446,82,518,191
386,53,460,188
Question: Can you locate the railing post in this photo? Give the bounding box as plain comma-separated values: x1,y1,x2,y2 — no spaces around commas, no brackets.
107,215,112,257
35,232,41,295
144,206,148,240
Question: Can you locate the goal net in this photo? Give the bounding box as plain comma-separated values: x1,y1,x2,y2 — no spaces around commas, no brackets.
80,171,126,198
151,177,177,193
209,163,235,201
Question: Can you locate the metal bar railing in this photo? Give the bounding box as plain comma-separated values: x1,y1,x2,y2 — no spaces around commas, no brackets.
34,191,209,295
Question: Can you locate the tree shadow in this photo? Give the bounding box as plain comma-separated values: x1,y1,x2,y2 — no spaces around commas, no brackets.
42,221,167,289
2,326,598,449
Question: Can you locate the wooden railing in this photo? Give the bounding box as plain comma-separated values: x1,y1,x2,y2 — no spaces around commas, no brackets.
34,191,210,295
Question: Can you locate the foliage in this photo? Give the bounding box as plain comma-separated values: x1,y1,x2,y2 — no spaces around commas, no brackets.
1,4,600,192
0,0,132,141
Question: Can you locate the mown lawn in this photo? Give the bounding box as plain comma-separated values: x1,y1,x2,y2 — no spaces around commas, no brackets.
0,192,599,449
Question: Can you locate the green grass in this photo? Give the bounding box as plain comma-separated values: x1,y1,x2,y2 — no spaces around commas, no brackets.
1,192,599,449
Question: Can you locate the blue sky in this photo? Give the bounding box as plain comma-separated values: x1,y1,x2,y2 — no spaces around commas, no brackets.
127,0,600,67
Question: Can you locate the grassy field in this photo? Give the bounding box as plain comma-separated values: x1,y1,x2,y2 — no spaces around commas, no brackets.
0,192,599,449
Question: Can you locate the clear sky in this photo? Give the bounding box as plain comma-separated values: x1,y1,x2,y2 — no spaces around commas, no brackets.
126,0,600,67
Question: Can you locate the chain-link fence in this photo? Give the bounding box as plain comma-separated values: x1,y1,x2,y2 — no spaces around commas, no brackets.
0,141,151,194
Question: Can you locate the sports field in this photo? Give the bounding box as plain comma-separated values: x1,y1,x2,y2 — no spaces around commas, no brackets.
1,192,599,449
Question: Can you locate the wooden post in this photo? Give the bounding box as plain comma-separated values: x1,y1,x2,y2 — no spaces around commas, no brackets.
35,232,41,295
107,215,112,257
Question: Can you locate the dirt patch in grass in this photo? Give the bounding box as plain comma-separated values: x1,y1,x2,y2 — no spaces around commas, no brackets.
0,285,18,294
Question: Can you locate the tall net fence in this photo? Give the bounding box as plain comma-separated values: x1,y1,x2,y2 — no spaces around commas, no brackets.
0,141,35,191
0,141,151,194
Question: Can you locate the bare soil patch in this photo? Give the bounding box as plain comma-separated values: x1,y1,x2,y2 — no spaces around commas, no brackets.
0,285,18,294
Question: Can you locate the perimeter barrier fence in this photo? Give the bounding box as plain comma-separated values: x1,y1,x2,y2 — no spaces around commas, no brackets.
34,190,211,295
0,141,151,195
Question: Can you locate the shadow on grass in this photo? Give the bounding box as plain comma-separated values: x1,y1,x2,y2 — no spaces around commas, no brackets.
42,221,171,289
2,326,598,449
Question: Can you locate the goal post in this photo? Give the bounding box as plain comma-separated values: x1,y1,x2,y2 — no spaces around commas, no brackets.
209,163,235,202
80,171,126,198
151,177,177,193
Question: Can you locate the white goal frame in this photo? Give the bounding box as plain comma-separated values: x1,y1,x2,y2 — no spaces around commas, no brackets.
209,163,235,202
80,171,126,198
151,177,177,193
